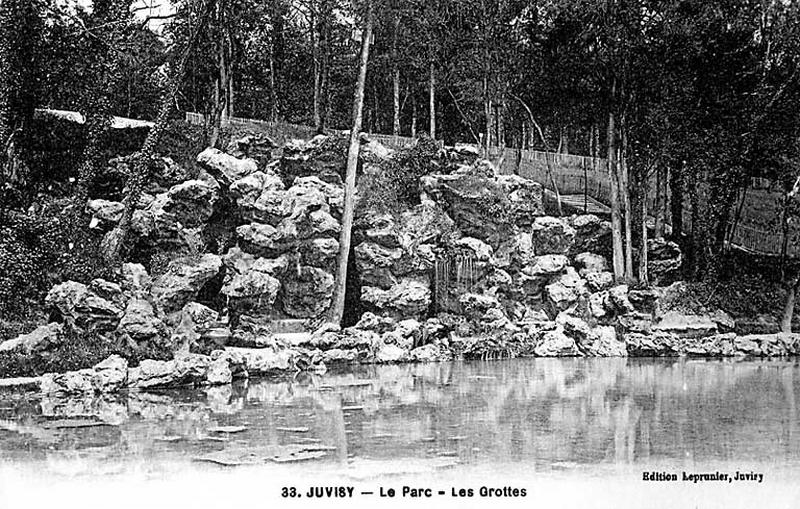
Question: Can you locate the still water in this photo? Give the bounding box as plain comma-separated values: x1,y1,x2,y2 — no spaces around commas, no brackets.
1,358,800,509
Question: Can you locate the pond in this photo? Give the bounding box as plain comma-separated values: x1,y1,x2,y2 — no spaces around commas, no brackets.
1,358,800,509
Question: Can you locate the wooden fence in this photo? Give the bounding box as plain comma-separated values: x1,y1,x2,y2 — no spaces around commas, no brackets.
184,112,442,151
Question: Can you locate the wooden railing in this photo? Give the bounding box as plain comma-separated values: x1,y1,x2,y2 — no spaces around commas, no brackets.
184,112,443,150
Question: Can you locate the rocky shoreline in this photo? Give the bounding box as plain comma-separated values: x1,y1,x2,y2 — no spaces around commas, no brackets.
1,133,796,395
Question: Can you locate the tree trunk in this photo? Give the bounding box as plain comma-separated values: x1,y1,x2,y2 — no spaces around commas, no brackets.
621,122,634,282
654,165,665,238
328,3,373,325
311,7,321,133
411,95,417,137
781,277,800,333
639,178,649,285
104,1,212,263
268,34,278,121
607,102,625,281
428,61,435,138
391,15,400,136
670,164,683,238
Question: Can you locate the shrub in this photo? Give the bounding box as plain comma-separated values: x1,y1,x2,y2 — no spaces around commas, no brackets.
358,135,440,214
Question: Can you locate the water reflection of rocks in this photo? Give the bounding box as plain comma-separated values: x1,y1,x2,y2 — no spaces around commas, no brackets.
1,359,799,477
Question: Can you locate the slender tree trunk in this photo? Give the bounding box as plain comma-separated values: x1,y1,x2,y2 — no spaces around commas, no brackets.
428,61,435,139
328,3,373,325
311,8,321,132
104,0,212,263
654,165,665,238
670,164,684,238
782,277,800,333
621,122,634,282
639,178,649,285
780,194,791,278
268,35,278,121
411,95,417,137
391,15,400,136
607,99,625,281
512,94,562,216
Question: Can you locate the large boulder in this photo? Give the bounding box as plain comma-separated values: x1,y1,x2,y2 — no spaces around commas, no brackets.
530,216,576,255
165,179,219,226
45,281,123,331
497,174,545,225
40,355,128,395
117,298,168,342
222,347,297,375
127,354,211,389
534,327,580,356
91,355,129,392
567,215,612,256
361,279,431,319
150,254,222,314
648,238,683,284
299,237,339,268
0,323,63,354
86,199,124,229
282,266,335,318
280,135,346,186
624,331,679,356
355,242,403,289
420,169,512,247
197,147,258,186
545,267,588,313
580,325,627,357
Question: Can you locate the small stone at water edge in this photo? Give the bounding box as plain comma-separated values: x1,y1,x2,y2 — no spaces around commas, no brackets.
276,426,309,433
209,426,248,433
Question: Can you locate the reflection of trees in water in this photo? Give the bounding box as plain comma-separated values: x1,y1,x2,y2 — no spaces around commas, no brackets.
2,359,800,469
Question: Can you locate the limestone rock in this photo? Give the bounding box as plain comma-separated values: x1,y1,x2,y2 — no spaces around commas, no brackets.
361,279,431,319
40,369,94,395
117,298,167,341
0,322,63,353
545,267,588,313
530,216,576,255
91,355,128,392
223,347,295,375
624,332,678,356
580,326,627,357
122,263,151,297
165,179,218,226
567,214,612,256
374,343,407,363
127,354,211,389
648,238,682,284
206,356,233,385
197,148,258,186
181,302,219,329
407,343,450,362
45,281,122,331
455,237,493,261
420,171,512,247
498,174,545,225
534,327,580,356
86,199,124,229
150,254,222,314
282,266,334,318
300,237,339,268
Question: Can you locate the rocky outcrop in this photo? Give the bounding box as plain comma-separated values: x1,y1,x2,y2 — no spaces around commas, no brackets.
40,355,128,395
150,254,222,314
197,147,259,186
45,281,123,331
0,323,63,353
647,238,683,284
